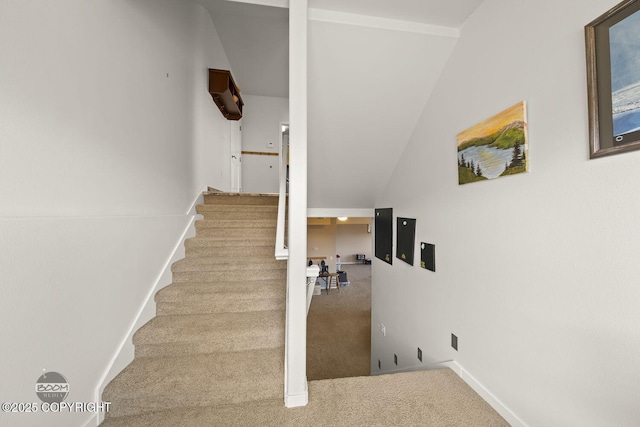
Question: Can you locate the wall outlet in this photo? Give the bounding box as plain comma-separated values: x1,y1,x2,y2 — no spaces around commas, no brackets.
394,354,398,365
267,141,274,148
417,347,422,362
379,323,386,336
451,333,458,351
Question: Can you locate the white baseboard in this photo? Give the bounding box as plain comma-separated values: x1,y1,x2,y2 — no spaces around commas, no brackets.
92,186,207,425
82,413,97,427
375,360,527,427
453,362,528,427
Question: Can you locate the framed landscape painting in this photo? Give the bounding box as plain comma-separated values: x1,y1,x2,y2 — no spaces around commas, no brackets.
586,0,640,158
457,101,529,185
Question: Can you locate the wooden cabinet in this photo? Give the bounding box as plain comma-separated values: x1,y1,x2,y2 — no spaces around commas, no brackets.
208,69,244,120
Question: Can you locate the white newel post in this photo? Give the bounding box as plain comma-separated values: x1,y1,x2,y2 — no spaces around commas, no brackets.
285,0,309,408
306,265,320,314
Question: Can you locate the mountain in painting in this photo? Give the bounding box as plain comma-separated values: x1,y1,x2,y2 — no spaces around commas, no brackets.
457,120,526,152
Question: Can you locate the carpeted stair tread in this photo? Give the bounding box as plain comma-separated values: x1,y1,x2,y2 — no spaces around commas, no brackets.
185,236,276,248
186,246,274,258
172,268,286,283
100,369,509,426
196,204,277,212
183,237,277,258
133,310,285,357
195,219,277,228
155,281,285,315
156,280,285,297
171,257,286,272
194,225,277,238
195,206,277,221
160,279,286,289
203,193,278,205
103,348,284,418
171,255,283,264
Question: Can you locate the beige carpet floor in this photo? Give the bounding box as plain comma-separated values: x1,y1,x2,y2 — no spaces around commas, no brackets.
102,369,509,426
307,264,372,380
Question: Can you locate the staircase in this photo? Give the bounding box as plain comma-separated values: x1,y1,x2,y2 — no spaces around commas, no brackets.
102,192,287,424
101,192,511,426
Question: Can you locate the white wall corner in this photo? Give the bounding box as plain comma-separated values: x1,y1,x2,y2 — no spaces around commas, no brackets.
451,361,528,427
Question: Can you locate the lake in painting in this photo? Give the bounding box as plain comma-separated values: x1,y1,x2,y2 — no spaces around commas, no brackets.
610,8,640,139
457,101,528,185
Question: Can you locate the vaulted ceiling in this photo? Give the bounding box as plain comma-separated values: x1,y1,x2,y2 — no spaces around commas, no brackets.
193,0,484,208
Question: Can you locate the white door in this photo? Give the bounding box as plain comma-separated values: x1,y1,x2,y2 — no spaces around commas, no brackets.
230,120,242,192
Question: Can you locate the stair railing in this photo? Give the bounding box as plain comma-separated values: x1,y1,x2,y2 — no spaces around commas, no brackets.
275,127,288,261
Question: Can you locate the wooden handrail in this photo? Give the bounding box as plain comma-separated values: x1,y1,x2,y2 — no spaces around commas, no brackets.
242,151,279,156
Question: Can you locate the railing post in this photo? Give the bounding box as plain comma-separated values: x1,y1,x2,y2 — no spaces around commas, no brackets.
284,0,308,408
306,265,320,314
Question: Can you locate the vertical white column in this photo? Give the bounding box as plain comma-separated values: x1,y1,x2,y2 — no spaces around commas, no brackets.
284,0,309,408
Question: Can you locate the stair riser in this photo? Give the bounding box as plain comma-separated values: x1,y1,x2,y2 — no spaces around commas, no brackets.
158,280,285,290
204,195,278,205
185,246,274,257
195,227,276,238
172,269,286,283
107,379,282,419
196,219,277,228
185,238,275,249
196,203,277,212
198,212,278,221
107,384,283,418
171,262,286,273
134,331,285,358
156,297,285,315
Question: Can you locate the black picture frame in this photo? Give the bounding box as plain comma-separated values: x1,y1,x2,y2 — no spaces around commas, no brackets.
586,0,640,158
374,208,393,265
420,242,436,272
396,218,416,266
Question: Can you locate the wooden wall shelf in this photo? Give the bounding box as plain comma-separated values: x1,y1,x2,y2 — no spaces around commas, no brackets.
208,69,244,121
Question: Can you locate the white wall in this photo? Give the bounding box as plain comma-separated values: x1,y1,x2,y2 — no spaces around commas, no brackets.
308,218,372,269
373,1,640,426
336,223,372,264
192,5,238,193
0,1,231,426
241,95,289,193
307,19,458,209
308,221,337,271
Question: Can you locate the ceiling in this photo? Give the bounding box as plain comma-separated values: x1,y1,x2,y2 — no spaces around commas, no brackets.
194,0,484,97
308,0,484,27
193,0,485,208
195,0,289,97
